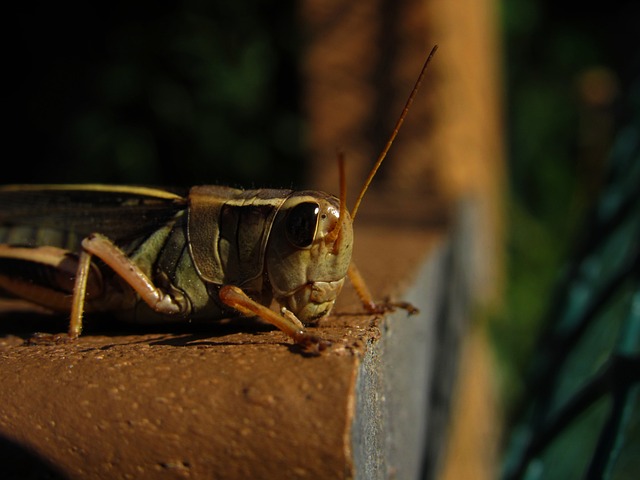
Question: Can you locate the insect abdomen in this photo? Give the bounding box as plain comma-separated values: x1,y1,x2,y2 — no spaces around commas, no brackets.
0,225,84,252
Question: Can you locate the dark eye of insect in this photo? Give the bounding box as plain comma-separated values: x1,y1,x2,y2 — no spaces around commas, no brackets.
285,202,319,248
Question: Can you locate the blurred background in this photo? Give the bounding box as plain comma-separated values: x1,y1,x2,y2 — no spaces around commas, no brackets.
4,1,304,188
495,0,638,408
3,0,639,478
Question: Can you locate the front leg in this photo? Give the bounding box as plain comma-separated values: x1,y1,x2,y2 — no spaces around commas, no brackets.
218,285,330,353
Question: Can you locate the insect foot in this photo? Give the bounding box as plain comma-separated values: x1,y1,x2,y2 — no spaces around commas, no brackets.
365,300,420,316
27,332,78,345
291,331,332,356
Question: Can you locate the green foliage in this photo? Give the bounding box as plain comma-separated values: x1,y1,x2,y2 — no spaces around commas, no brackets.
497,1,640,477
492,0,638,412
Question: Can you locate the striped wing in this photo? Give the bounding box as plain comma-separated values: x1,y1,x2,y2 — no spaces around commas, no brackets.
0,185,188,248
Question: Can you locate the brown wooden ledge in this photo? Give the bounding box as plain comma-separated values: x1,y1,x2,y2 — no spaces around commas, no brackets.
0,215,464,479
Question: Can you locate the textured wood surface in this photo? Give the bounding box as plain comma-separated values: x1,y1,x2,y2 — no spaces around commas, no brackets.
0,222,446,479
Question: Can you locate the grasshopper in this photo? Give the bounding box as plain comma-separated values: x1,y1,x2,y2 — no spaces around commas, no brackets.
0,46,437,351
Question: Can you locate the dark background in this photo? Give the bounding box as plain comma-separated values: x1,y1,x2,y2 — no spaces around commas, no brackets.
3,1,303,188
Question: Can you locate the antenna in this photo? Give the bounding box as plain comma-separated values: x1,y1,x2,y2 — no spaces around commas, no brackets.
326,151,347,248
350,44,438,221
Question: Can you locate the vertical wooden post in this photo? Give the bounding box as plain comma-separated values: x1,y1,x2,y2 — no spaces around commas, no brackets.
299,1,505,478
299,0,504,302
299,0,439,217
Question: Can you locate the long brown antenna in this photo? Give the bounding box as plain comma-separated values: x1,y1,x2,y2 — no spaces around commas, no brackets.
350,44,438,221
326,151,347,247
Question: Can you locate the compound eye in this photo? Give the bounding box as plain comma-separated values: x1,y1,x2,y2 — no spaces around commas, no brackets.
285,202,319,248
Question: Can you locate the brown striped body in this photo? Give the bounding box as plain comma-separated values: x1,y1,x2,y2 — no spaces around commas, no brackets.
0,184,353,326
